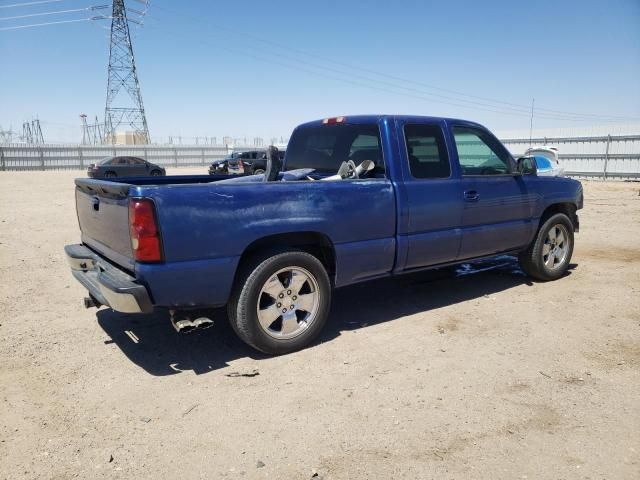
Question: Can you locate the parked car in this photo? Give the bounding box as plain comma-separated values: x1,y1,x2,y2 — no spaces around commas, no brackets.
87,156,166,178
524,147,564,176
226,150,258,174
225,149,287,175
517,155,564,177
244,150,286,175
208,159,228,175
208,152,240,175
66,115,583,355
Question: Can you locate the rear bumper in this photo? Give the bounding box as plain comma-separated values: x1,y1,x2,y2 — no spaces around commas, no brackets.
65,244,153,313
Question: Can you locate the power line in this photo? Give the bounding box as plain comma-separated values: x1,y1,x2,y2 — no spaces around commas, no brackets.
142,17,632,123
151,3,640,123
237,32,640,121
0,0,66,9
0,5,106,21
0,17,89,30
141,21,552,121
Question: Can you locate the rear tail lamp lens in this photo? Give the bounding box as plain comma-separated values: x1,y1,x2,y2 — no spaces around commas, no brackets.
129,198,162,262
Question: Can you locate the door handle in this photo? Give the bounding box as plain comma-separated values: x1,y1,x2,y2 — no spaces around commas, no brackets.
464,190,480,202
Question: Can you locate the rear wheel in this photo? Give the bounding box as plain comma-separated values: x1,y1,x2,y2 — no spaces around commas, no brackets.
253,168,265,175
227,251,331,354
104,171,116,178
519,213,574,281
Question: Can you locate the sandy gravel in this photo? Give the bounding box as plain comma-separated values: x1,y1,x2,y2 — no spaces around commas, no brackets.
0,168,639,479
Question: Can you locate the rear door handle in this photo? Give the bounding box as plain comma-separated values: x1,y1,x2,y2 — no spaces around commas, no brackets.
464,190,480,202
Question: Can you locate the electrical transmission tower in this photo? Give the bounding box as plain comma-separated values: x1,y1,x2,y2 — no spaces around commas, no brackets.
104,0,149,144
22,122,33,144
0,126,17,144
81,114,105,145
32,119,44,144
21,119,44,144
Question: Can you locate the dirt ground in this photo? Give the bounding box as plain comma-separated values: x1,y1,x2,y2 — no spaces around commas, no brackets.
0,168,638,479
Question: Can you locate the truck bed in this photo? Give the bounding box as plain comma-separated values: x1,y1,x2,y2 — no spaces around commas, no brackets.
73,174,398,308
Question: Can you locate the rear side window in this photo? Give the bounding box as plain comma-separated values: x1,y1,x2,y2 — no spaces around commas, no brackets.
286,124,384,174
404,124,450,179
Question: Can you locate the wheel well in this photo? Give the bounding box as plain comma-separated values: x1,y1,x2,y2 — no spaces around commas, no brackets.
237,232,336,279
540,203,578,230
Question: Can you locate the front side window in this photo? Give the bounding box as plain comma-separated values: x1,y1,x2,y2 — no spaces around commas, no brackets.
404,124,450,179
453,126,511,175
286,124,384,175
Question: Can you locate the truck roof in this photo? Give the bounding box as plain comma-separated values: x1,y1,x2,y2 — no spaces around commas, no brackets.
296,114,485,129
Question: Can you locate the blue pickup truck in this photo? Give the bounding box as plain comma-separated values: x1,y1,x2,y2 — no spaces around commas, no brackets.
65,115,583,354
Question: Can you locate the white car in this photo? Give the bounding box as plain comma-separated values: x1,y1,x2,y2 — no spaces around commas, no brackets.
524,146,565,176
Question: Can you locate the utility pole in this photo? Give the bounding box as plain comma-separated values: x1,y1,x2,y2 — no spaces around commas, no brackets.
104,0,149,144
529,98,535,147
80,114,90,145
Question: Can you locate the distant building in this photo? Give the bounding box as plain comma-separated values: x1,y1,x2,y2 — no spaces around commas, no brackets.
105,131,149,145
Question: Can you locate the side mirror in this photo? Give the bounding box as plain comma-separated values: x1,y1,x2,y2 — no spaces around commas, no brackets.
516,157,537,176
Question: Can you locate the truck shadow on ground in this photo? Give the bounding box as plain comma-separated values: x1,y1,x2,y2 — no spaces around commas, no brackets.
97,256,575,376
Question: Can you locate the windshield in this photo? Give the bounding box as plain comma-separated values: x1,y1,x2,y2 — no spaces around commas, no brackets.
285,124,384,173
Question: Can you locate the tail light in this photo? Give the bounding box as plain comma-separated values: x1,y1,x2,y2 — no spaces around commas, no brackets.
129,198,162,262
239,159,244,168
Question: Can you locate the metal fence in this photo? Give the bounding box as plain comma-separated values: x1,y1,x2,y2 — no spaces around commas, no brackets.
502,134,640,179
1,134,639,179
0,144,232,171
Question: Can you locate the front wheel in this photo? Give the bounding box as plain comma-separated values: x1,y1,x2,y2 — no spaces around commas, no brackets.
150,169,163,176
519,213,574,281
227,251,331,354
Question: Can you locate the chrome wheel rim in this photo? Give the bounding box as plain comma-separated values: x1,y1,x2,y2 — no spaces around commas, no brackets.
543,224,570,270
256,267,320,340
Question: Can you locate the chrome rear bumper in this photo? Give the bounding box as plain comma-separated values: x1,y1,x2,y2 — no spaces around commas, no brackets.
65,244,153,314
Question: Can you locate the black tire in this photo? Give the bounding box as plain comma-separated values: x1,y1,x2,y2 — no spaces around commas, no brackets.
104,171,116,178
519,213,574,281
253,168,265,175
150,169,163,176
227,250,331,354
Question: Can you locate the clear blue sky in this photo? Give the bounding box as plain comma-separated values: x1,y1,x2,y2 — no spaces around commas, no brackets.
1,0,639,142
